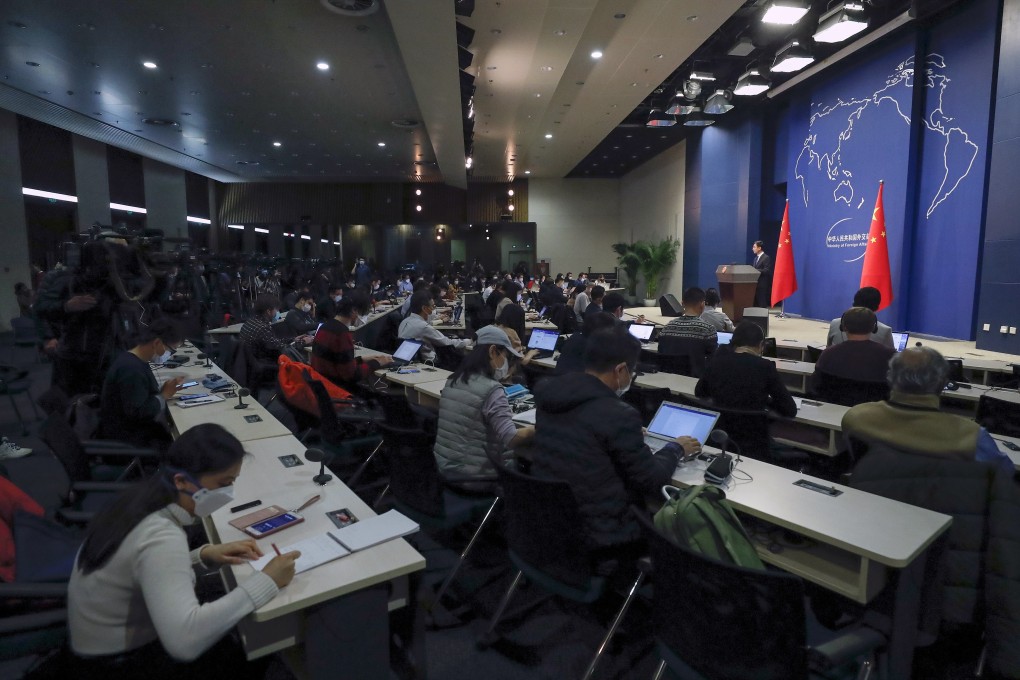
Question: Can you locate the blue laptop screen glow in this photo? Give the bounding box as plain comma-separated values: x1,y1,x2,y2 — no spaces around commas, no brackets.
891,332,909,352
717,332,733,345
528,328,559,351
647,403,718,444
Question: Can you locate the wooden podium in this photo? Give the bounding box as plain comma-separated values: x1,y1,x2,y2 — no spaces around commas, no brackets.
716,265,760,323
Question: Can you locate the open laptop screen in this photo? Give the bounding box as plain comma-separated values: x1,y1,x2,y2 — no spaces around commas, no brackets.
528,328,559,352
647,402,720,445
891,332,909,352
392,339,423,363
628,323,655,341
717,331,733,345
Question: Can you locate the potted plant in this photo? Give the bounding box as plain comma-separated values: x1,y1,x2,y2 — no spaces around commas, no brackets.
635,236,680,307
612,242,641,301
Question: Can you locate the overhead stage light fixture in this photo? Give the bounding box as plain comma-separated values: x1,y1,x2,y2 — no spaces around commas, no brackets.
771,40,814,73
703,90,734,114
761,0,810,25
689,70,716,82
814,2,868,43
681,79,702,100
734,68,771,96
683,111,715,127
666,100,698,115
646,108,676,127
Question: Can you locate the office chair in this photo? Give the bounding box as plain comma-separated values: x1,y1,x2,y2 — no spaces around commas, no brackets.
478,454,645,680
975,394,1020,438
811,372,890,407
635,510,884,680
374,422,500,615
622,386,671,426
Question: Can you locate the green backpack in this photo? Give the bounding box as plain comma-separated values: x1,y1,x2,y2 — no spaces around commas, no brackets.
653,484,765,570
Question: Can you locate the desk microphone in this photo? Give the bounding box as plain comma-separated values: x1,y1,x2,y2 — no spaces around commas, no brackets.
197,353,212,368
235,388,250,410
705,429,735,484
305,448,333,485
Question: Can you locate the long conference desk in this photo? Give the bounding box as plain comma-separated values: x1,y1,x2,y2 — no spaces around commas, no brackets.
383,363,954,680
162,344,426,679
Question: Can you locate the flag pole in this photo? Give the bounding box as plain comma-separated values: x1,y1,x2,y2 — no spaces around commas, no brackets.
776,299,787,319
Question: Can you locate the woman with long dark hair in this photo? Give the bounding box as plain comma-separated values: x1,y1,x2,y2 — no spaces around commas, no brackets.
433,326,535,491
68,424,300,678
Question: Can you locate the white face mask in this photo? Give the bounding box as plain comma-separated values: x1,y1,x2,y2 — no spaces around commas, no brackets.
333,295,342,303
153,349,172,365
493,354,510,381
272,311,283,322
615,365,632,398
191,484,235,518
302,303,312,313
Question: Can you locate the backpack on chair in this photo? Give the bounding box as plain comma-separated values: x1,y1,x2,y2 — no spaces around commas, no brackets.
653,484,764,569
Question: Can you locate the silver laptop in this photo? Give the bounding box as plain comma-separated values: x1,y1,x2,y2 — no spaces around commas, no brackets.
390,339,423,366
628,323,656,343
644,401,720,453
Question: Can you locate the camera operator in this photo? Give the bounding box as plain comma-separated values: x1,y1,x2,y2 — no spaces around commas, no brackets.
35,230,159,397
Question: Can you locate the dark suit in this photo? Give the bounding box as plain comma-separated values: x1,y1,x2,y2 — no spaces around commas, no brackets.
695,351,796,417
752,252,773,308
98,350,172,447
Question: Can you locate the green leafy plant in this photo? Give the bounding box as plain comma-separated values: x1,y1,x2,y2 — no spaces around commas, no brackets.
634,236,680,300
612,242,642,297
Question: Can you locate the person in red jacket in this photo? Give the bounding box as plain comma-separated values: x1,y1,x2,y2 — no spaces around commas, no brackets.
0,476,45,581
311,292,392,389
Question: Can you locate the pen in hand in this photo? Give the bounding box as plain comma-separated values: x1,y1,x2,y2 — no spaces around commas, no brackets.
272,543,281,557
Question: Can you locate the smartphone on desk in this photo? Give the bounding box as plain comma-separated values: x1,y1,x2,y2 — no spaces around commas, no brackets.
179,380,199,389
243,512,304,538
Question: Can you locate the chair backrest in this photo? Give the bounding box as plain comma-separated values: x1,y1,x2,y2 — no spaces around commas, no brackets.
946,358,965,383
976,394,1020,438
491,458,593,590
846,433,996,626
675,395,770,460
218,336,240,381
812,372,890,407
302,373,345,444
376,422,445,518
276,377,321,433
636,511,808,680
806,345,824,363
375,311,402,354
657,335,708,377
621,386,671,426
39,414,92,483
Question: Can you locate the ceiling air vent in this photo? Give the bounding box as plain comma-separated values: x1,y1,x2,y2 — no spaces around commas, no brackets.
142,118,179,127
391,118,421,129
321,0,379,17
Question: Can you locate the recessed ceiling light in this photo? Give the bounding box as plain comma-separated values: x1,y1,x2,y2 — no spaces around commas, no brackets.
544,133,553,139
316,61,329,70
377,141,386,147
540,66,553,72
591,50,603,59
142,61,157,69
273,141,282,147
524,170,531,174
486,66,497,70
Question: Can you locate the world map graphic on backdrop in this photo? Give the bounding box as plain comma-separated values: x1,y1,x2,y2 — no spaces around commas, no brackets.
793,53,979,262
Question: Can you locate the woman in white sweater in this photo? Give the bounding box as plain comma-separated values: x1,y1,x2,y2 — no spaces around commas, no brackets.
67,423,300,678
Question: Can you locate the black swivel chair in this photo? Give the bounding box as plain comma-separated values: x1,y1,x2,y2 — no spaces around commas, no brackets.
302,373,384,488
657,336,710,378
811,372,890,407
634,511,884,680
622,386,672,426
807,345,824,363
976,394,1020,438
374,422,500,612
478,455,645,680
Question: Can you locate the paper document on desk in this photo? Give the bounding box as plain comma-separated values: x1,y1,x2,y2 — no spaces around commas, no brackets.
512,408,537,425
249,533,350,574
176,395,225,408
331,509,418,551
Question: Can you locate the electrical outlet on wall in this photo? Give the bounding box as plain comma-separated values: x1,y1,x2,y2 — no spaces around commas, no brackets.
1011,327,1017,335
1000,325,1009,334
983,323,991,331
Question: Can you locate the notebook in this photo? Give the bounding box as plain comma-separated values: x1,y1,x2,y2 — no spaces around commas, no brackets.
628,323,656,343
390,339,423,366
643,401,720,453
248,510,419,575
891,332,909,352
717,331,733,345
175,394,225,409
527,328,559,358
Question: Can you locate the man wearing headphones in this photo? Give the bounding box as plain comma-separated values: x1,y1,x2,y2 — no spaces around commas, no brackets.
813,307,895,387
827,287,895,349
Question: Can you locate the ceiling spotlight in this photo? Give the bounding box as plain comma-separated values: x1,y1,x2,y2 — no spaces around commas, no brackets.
415,188,422,196
591,50,603,59
508,189,514,196
508,204,515,211
316,61,330,70
683,111,716,127
524,170,531,174
646,108,676,127
415,205,422,212
771,40,814,73
666,101,698,116
761,0,810,25
703,90,734,114
377,141,386,147
465,156,473,169
734,68,771,96
681,80,702,100
142,61,158,69
545,133,553,139
272,141,282,147
814,2,868,43
689,70,715,82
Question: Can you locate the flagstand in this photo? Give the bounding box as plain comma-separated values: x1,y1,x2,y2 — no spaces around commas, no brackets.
775,300,789,319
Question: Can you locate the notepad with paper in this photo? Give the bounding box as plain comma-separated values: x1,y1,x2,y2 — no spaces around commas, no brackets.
248,510,419,575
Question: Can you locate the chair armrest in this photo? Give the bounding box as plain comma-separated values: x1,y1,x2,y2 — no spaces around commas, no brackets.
55,509,94,525
0,583,68,599
808,626,886,672
0,609,68,635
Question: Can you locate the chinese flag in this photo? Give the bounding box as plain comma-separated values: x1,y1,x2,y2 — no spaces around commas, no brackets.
860,181,893,311
771,200,798,307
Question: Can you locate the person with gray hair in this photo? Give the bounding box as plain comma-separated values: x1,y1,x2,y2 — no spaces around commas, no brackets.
841,347,1012,472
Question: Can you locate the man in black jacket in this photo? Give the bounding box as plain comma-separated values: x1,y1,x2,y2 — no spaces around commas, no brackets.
532,327,700,559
